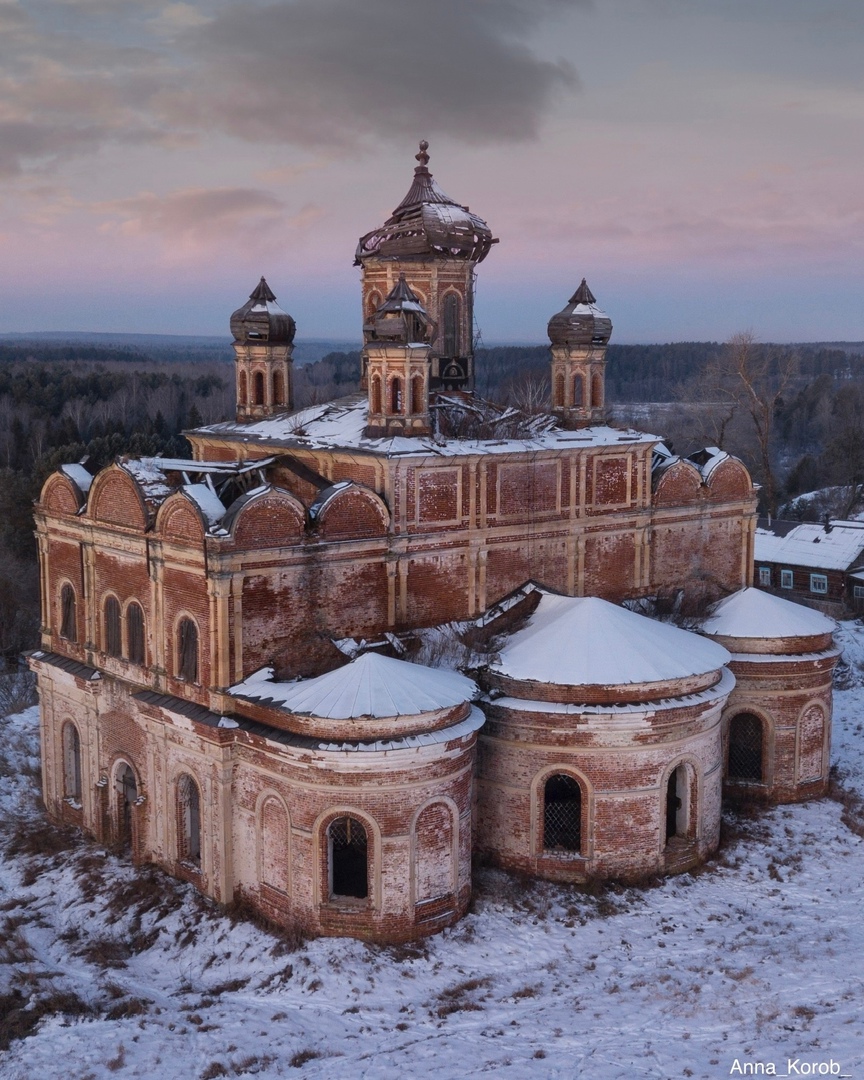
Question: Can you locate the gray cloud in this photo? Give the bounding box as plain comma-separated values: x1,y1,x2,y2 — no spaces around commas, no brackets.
159,0,583,148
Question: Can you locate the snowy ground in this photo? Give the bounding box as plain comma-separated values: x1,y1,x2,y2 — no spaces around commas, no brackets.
3,637,864,1079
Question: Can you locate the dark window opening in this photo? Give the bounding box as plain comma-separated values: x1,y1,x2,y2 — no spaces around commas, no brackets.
371,376,382,415
253,371,265,406
104,596,121,657
238,371,247,406
543,774,582,852
178,617,199,683
177,773,201,867
60,584,77,642
273,370,284,406
665,766,686,841
728,713,764,781
411,375,424,415
63,723,82,801
573,375,584,407
391,378,403,414
117,764,137,848
127,603,145,665
554,372,564,407
329,816,368,899
591,372,603,409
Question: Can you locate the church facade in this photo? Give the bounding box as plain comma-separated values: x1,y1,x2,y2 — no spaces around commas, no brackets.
31,146,837,942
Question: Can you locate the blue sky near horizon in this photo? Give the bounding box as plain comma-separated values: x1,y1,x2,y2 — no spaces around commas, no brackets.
0,0,862,344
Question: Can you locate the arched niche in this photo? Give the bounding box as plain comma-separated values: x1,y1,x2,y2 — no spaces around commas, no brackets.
41,472,86,516
314,484,389,541
155,491,206,542
226,487,306,549
87,466,148,530
653,459,703,507
705,457,753,501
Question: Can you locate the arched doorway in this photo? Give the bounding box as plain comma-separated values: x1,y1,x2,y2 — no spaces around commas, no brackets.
542,773,582,853
328,816,368,899
665,764,690,843
728,713,764,781
116,763,137,848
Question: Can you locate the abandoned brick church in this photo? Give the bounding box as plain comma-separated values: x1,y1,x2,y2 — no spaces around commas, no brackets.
31,145,838,942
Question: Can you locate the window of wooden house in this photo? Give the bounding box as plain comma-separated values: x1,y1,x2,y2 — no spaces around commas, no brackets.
60,584,77,642
104,596,121,657
62,722,82,802
543,774,582,853
126,602,145,665
329,816,368,899
728,713,764,781
177,617,199,683
810,573,828,594
780,569,794,589
758,566,771,587
177,773,201,868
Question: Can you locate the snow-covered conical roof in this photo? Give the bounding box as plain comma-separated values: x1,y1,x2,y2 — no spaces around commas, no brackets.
234,652,476,720
492,595,729,687
700,587,836,640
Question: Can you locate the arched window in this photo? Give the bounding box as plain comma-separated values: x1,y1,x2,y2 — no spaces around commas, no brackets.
60,583,77,642
591,372,603,410
370,375,382,415
554,372,565,408
238,371,247,406
62,722,82,802
414,802,455,903
260,796,290,894
573,374,584,408
411,374,424,415
177,617,199,683
543,774,582,853
253,371,265,406
273,370,284,406
117,763,137,848
366,291,382,319
728,713,764,781
104,596,121,657
665,764,691,842
390,378,403,414
442,293,459,356
328,816,368,899
126,602,145,665
177,773,201,868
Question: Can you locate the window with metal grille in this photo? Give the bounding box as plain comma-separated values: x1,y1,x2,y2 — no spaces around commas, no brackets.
127,602,145,664
543,774,582,853
810,573,828,594
62,722,81,801
781,569,793,589
442,293,459,356
177,617,199,683
728,713,763,781
758,567,771,586
104,596,121,657
177,773,201,867
60,584,77,642
329,816,368,899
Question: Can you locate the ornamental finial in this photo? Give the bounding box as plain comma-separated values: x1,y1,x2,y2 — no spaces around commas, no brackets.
415,139,430,168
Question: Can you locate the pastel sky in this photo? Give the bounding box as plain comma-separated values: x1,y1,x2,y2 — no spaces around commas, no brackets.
1,0,863,343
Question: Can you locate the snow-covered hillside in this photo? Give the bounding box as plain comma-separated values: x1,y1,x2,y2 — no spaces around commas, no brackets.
3,631,864,1080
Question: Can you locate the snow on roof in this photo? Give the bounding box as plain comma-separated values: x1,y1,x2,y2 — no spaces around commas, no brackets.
492,595,730,686
230,652,477,719
701,587,836,639
121,458,172,502
197,396,658,458
182,483,226,527
754,522,864,570
59,463,93,493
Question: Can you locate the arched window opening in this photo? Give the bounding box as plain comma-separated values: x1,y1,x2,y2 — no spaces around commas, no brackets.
62,723,82,802
273,370,284,406
728,713,764,781
414,802,455,903
591,372,603,409
370,375,382,415
177,773,201,868
411,375,424,415
554,372,565,407
260,797,290,894
573,374,584,408
366,291,382,319
390,378,403,414
442,293,459,356
665,765,688,842
126,602,145,665
177,617,199,683
253,371,265,406
238,371,247,406
104,596,121,657
117,763,137,848
329,816,368,899
60,584,77,643
543,774,582,853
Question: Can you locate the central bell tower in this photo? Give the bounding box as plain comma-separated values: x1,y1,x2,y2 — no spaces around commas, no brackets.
355,141,497,393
